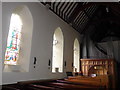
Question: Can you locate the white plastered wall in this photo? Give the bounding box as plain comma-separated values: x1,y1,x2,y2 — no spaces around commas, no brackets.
2,2,81,84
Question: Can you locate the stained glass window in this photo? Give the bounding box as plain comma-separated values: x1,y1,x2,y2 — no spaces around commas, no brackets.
4,14,22,65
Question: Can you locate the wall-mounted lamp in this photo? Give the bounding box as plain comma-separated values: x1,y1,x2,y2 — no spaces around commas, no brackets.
33,57,37,68
34,57,37,65
48,59,51,66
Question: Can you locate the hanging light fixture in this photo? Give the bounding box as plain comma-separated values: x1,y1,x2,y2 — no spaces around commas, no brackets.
53,39,58,45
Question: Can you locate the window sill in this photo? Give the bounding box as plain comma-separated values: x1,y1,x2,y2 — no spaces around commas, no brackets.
3,64,25,72
52,72,63,74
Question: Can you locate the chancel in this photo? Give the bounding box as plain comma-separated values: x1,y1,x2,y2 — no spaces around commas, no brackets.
1,1,120,90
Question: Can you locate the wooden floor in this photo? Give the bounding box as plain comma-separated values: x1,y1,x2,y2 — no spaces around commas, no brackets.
2,79,107,90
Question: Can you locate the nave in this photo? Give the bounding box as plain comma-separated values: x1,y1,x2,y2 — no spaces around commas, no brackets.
2,78,107,90
2,59,115,90
2,2,120,90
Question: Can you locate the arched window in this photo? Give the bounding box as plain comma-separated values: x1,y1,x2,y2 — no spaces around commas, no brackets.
4,14,22,65
73,38,80,72
3,5,33,72
52,27,64,73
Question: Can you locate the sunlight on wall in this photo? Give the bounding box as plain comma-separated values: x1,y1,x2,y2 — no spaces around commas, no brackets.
73,38,80,72
52,27,64,73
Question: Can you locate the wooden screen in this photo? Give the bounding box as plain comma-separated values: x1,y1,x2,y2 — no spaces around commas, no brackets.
81,59,114,76
81,59,116,88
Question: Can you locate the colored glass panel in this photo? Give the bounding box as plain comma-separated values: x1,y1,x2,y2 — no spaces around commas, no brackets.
4,14,22,65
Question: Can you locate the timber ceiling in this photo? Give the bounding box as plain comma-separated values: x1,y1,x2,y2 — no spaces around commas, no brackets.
41,2,120,43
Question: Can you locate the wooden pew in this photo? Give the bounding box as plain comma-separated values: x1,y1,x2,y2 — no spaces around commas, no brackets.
2,77,108,90
2,86,20,90
29,84,59,90
56,79,102,88
25,86,42,90
65,75,109,89
2,83,22,90
29,80,99,89
48,82,100,89
17,79,56,85
18,79,100,89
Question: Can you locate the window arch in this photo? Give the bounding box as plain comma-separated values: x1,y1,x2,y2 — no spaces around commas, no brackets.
4,5,33,72
73,38,80,72
4,14,22,65
52,27,64,73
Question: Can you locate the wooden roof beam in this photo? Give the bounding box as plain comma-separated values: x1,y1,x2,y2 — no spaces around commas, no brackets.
69,3,95,23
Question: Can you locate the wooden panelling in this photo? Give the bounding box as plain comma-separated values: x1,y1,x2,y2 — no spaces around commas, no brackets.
81,59,116,88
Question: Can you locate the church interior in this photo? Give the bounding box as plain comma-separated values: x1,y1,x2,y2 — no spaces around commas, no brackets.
1,2,120,90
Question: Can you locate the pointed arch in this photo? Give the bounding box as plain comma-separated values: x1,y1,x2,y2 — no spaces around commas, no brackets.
73,38,80,72
4,5,33,72
52,27,64,73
